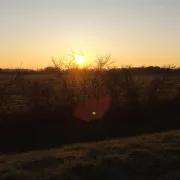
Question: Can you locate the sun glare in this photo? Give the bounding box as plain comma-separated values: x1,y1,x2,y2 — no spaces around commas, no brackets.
75,56,85,66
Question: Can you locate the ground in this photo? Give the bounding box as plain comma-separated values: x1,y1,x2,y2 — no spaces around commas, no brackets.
0,130,180,180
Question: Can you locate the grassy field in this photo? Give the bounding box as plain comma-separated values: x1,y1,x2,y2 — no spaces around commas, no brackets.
1,68,180,154
1,69,180,114
1,130,180,180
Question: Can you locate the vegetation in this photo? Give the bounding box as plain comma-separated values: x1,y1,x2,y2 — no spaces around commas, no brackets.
0,56,180,153
0,130,180,179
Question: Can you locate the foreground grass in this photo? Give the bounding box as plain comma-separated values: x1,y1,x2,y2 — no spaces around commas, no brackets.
0,130,180,180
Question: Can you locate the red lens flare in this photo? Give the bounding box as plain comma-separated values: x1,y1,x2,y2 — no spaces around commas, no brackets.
73,96,111,121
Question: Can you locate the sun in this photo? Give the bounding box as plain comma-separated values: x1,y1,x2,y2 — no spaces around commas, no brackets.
75,56,85,65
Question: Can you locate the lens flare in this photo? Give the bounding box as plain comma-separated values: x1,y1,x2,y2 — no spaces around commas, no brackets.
73,96,111,122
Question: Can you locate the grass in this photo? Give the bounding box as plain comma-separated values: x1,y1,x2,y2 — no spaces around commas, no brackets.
1,63,180,179
1,130,180,180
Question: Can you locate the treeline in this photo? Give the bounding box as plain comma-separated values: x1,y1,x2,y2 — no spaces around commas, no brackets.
1,65,180,75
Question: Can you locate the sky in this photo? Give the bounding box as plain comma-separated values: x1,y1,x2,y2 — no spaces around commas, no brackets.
0,0,180,69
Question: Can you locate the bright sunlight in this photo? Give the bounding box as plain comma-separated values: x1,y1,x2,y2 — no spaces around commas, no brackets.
75,56,85,66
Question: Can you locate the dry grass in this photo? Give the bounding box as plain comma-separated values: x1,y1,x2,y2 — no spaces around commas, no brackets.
1,130,180,180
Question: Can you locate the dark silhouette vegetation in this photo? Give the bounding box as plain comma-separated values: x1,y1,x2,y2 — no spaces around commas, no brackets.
0,57,180,154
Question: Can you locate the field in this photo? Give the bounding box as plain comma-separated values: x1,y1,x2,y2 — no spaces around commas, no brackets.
1,67,180,115
0,130,180,179
1,64,180,179
1,63,180,154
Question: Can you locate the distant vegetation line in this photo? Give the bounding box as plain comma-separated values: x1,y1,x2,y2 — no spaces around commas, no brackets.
1,64,180,74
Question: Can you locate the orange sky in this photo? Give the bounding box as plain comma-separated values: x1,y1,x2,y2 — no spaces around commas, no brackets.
0,0,180,69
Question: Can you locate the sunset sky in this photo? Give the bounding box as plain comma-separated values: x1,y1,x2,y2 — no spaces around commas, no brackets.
0,0,180,69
